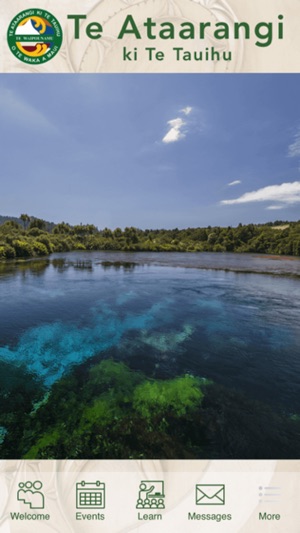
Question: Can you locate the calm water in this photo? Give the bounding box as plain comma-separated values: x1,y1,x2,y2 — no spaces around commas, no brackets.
0,251,300,413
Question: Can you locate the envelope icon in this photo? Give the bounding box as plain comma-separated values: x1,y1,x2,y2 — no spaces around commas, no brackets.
196,484,225,505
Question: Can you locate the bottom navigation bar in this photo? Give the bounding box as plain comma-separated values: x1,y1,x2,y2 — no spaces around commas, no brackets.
0,461,298,532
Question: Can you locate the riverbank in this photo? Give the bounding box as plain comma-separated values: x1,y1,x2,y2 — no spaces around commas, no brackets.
1,218,300,261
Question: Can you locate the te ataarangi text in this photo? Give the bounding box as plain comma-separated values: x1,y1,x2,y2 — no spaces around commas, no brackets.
68,14,284,48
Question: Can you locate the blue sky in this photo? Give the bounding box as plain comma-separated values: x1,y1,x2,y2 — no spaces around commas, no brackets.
0,74,300,229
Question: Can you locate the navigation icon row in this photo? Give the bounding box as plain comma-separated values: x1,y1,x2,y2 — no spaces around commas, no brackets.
14,479,284,512
15,479,227,510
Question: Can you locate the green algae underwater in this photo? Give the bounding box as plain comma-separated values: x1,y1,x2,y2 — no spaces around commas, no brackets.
1,359,299,460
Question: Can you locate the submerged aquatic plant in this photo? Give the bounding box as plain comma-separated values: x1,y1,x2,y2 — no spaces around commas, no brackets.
133,375,203,419
17,360,205,459
2,359,299,460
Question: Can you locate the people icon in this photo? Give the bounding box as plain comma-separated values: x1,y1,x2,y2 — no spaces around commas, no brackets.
157,498,164,509
17,481,45,509
136,481,165,509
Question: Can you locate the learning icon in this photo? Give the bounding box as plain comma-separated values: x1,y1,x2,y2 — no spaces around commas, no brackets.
17,481,45,509
136,481,165,509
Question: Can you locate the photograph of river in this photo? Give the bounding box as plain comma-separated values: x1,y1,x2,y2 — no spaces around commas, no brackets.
0,74,300,458
0,252,299,459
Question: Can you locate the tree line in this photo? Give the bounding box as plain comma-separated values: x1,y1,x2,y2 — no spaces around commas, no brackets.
0,214,300,260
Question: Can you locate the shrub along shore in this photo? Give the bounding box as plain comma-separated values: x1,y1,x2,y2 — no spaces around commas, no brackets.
0,215,300,260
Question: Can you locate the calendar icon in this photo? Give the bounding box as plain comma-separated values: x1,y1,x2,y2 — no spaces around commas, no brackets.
76,481,106,509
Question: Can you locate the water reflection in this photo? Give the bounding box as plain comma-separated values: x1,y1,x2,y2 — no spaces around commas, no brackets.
73,260,93,271
0,259,50,280
100,261,138,271
51,258,67,272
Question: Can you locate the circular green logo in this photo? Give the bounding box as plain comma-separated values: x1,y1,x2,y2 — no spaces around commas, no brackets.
7,9,63,64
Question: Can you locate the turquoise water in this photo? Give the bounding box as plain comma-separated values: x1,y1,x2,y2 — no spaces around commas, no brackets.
0,252,300,413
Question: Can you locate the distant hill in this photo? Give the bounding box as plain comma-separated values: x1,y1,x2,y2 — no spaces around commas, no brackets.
0,215,55,231
0,215,22,226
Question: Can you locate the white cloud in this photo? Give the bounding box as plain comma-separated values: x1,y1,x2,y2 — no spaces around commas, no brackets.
227,180,241,187
162,117,186,144
221,181,300,207
266,205,285,210
162,106,193,144
288,130,300,158
181,106,192,116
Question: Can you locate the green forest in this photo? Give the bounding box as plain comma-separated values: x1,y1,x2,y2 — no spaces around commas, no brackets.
0,214,300,260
